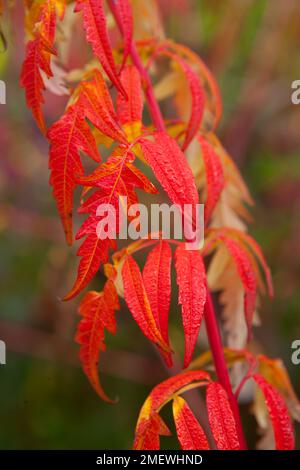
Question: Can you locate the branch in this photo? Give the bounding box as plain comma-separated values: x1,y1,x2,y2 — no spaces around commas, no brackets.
108,0,165,131
109,0,247,449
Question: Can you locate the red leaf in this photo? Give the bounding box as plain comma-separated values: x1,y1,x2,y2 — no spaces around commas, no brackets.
220,235,257,341
76,280,120,401
134,413,171,450
64,234,114,301
150,46,205,150
253,374,295,450
149,370,211,411
134,370,210,450
166,41,222,132
206,382,240,450
143,240,172,366
116,65,143,126
173,396,210,450
122,255,170,352
75,0,125,94
78,150,157,196
175,57,205,151
198,135,224,223
239,231,273,298
48,104,101,245
175,245,207,367
114,0,133,70
65,148,156,300
77,69,127,144
20,0,57,132
140,132,199,211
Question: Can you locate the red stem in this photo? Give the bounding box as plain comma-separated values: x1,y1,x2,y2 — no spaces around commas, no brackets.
108,0,165,131
109,0,247,450
204,288,247,449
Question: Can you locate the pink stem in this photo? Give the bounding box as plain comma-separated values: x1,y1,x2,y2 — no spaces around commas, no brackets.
204,288,247,449
108,0,165,131
109,0,247,449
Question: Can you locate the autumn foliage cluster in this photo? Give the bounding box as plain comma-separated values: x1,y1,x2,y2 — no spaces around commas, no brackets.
16,0,299,450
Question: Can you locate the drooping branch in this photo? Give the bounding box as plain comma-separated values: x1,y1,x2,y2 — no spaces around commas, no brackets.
109,0,247,449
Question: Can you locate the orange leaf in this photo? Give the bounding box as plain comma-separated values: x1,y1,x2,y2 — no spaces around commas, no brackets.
76,280,120,401
257,355,300,420
206,382,240,450
48,104,101,245
20,0,57,132
175,245,207,367
253,374,295,450
77,69,127,144
173,396,210,450
78,150,157,196
65,146,157,299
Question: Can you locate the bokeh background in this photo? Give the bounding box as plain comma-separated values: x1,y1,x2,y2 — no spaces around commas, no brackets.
0,0,299,449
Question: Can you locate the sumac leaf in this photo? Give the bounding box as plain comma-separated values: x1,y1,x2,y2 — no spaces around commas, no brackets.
122,255,170,353
173,396,210,450
78,151,156,196
150,46,205,150
65,147,157,300
64,234,114,301
75,0,124,93
78,69,127,144
221,236,257,341
206,382,240,450
76,280,120,401
134,370,211,450
198,135,224,223
117,65,143,129
253,374,295,450
48,104,101,245
133,412,171,450
175,245,206,367
238,231,273,298
174,57,205,151
20,0,57,132
143,240,172,366
140,132,199,211
114,0,133,70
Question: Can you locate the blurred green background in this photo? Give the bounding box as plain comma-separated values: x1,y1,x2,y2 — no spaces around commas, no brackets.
0,0,299,449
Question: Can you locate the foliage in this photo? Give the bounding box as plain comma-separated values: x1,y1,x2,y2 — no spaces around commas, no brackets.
17,0,299,450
